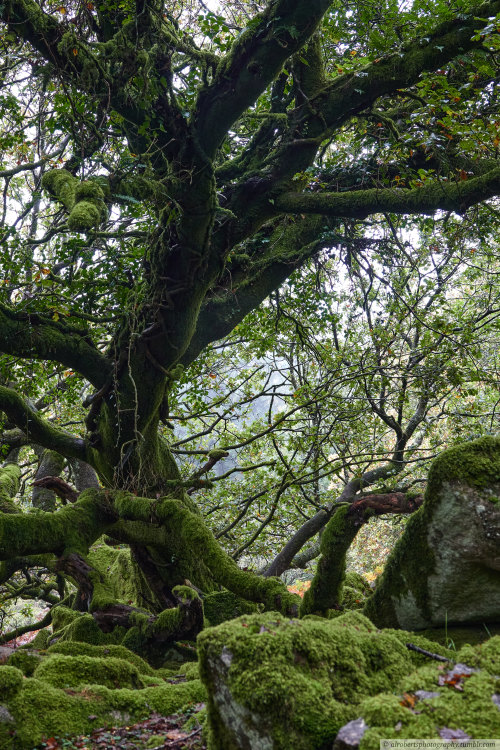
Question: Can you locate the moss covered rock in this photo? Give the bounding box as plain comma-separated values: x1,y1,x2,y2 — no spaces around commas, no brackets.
0,666,23,700
354,638,500,748
33,653,146,690
198,610,500,750
47,640,155,675
197,610,424,749
364,437,500,630
0,647,206,748
7,649,42,677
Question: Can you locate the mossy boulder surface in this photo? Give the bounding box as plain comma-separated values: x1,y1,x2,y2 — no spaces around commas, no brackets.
197,610,427,750
364,436,500,629
198,611,500,750
356,636,500,749
33,653,146,690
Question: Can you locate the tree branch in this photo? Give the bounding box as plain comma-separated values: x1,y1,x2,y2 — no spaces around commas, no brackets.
32,476,79,505
0,386,87,462
0,304,112,389
194,0,331,157
275,168,500,219
180,216,329,367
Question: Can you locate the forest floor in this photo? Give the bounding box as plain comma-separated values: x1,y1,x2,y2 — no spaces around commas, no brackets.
2,633,207,750
33,710,207,750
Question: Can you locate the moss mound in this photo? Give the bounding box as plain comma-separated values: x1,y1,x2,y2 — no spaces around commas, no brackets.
358,639,500,748
33,653,146,690
47,641,155,675
203,590,258,626
0,644,206,748
7,649,42,677
198,610,424,749
0,666,23,700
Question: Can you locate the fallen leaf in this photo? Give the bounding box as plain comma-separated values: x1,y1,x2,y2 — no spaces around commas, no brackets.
400,692,417,709
439,727,471,740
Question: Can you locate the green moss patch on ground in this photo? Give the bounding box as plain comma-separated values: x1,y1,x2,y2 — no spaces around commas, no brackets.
198,610,428,749
0,643,206,749
358,637,500,749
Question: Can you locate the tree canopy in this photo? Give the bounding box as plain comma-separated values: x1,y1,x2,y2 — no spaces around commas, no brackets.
0,0,500,655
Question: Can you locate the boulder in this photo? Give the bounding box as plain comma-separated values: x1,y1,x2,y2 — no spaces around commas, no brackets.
197,610,500,750
364,437,500,630
197,610,444,749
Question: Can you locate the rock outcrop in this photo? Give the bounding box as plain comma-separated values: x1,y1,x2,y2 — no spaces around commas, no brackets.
364,436,500,630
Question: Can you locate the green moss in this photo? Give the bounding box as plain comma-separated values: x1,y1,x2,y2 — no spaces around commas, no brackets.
29,628,50,650
51,605,82,631
341,585,367,610
364,437,500,630
384,629,455,665
47,641,154,675
457,635,500,671
0,666,23,700
425,436,500,498
88,544,151,610
146,736,167,748
203,590,258,626
0,464,21,513
344,571,372,594
198,611,416,749
7,650,42,677
301,505,359,616
129,610,151,631
363,508,434,627
355,635,500,749
67,201,102,232
5,673,205,748
74,181,105,204
144,498,300,615
42,169,76,210
172,585,200,604
179,661,200,680
33,653,146,690
56,612,124,646
42,170,106,232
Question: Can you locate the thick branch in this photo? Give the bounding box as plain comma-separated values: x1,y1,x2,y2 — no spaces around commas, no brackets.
264,461,404,577
92,586,204,643
347,491,423,518
32,476,79,505
269,0,500,180
276,168,500,219
0,304,111,388
0,385,87,462
194,0,331,156
0,489,116,560
300,491,422,615
180,216,328,367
